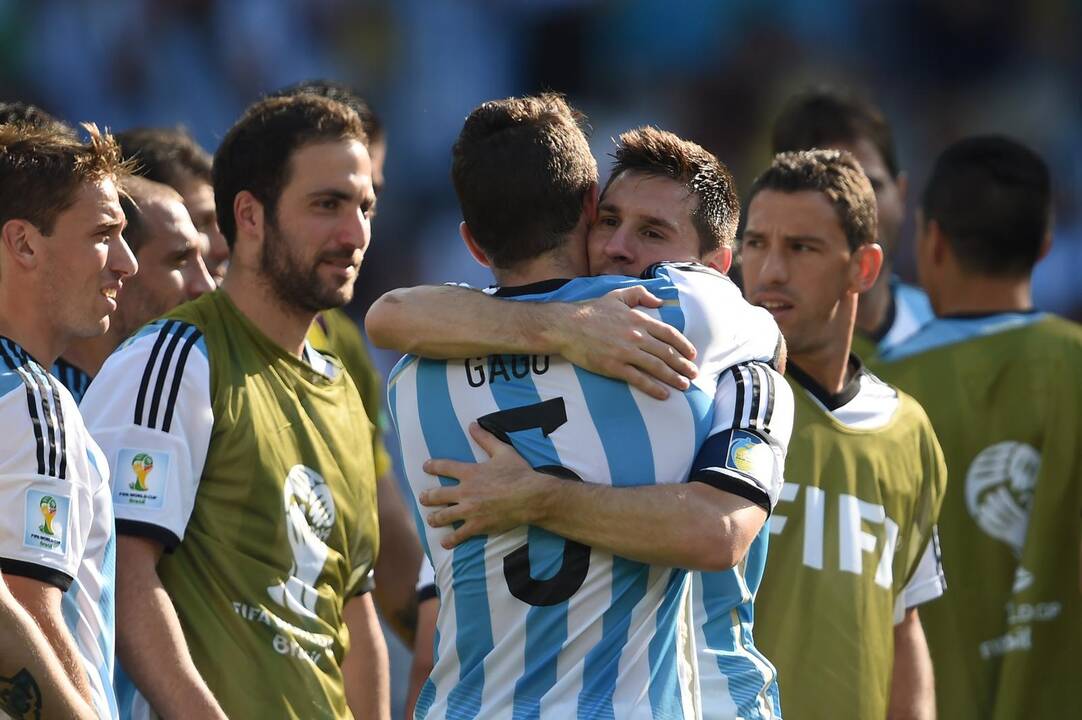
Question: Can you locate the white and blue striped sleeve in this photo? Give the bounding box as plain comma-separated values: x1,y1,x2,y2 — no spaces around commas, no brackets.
688,361,794,513
650,263,783,382
80,320,212,550
0,354,92,592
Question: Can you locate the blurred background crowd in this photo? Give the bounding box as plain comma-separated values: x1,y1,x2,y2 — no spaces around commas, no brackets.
2,0,1079,713
2,0,1079,348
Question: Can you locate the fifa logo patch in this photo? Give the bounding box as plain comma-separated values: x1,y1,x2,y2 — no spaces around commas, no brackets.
114,449,170,509
725,429,774,479
23,490,70,555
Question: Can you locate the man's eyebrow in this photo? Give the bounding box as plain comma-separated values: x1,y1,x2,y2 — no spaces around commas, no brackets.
307,188,354,200
598,201,622,215
784,233,827,245
93,218,125,233
640,214,679,232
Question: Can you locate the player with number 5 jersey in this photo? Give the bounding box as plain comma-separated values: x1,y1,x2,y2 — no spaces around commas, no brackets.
383,100,793,719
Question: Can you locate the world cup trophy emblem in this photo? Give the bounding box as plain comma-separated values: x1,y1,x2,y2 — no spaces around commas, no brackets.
38,496,57,535
130,452,155,492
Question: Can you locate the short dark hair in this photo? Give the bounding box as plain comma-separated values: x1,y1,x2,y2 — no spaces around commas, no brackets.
451,93,597,269
117,127,212,188
271,79,384,145
0,122,128,235
212,94,366,248
746,149,878,251
118,176,183,255
921,136,1050,277
772,88,900,178
605,126,740,253
0,101,76,137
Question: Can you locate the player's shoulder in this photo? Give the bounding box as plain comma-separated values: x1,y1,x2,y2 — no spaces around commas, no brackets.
641,261,740,299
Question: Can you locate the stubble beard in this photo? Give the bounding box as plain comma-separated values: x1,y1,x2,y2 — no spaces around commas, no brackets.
261,221,353,314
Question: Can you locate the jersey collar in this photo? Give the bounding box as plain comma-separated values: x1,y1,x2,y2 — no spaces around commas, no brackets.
788,353,865,411
492,278,574,297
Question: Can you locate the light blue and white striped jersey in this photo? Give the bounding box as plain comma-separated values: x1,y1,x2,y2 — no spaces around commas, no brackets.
0,336,117,719
390,264,789,720
877,277,935,354
690,359,795,720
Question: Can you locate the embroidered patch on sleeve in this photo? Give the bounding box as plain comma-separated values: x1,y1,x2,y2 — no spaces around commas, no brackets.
724,429,776,482
113,449,171,510
23,490,71,555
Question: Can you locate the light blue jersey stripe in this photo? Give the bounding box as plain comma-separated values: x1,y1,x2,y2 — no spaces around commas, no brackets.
416,359,494,719
484,367,570,720
573,367,660,717
416,626,440,720
389,380,434,562
648,570,688,719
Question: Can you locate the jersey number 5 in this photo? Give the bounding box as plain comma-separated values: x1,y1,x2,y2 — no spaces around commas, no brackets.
478,398,591,607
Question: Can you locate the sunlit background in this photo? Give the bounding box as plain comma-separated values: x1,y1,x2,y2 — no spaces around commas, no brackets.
4,0,1079,712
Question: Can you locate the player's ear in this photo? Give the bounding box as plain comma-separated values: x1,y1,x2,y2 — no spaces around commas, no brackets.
581,183,599,224
0,219,41,271
851,242,883,293
702,246,733,275
233,190,263,254
459,222,491,269
1037,227,1053,263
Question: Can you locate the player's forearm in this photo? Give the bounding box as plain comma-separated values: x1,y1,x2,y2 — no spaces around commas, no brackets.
116,544,227,719
343,594,391,720
0,580,96,720
533,478,763,572
5,576,94,706
373,471,424,645
365,285,564,357
888,608,936,720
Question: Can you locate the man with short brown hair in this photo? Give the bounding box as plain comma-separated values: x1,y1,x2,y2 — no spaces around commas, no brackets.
54,176,215,399
0,121,138,719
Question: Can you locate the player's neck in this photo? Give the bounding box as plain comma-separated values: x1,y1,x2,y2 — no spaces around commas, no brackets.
0,287,66,365
61,333,116,377
222,268,313,358
492,250,584,289
931,272,1034,317
855,263,892,335
789,313,856,395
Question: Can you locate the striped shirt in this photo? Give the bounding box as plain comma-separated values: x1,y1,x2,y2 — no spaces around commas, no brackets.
390,264,791,720
0,336,117,719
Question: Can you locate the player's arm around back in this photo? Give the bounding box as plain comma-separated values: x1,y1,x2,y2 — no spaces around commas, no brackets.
116,536,228,719
424,362,795,571
365,283,698,400
0,573,96,720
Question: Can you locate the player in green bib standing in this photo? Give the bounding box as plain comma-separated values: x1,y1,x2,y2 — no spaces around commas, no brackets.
876,136,1082,720
736,150,947,719
80,94,388,719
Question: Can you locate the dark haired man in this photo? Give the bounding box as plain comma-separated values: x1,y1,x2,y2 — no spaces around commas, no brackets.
81,95,388,719
54,176,214,400
273,80,425,646
0,122,137,719
739,150,947,720
117,127,230,285
878,136,1082,720
772,88,934,361
377,103,792,718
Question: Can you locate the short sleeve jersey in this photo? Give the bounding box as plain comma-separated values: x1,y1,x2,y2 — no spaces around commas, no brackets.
877,312,1082,720
749,360,947,720
391,264,792,720
80,291,379,720
0,337,117,719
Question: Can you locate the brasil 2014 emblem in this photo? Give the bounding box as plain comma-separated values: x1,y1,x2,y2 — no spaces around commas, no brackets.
130,453,154,492
38,496,58,535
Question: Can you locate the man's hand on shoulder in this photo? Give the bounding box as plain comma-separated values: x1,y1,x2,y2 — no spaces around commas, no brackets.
548,286,698,400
